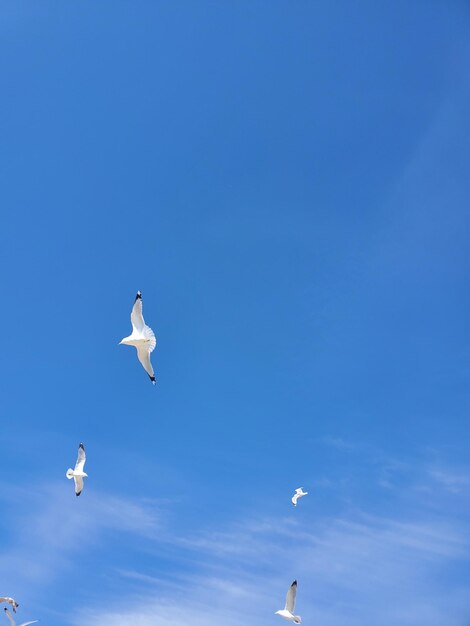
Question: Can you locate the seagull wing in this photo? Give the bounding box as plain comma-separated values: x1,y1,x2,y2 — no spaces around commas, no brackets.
0,599,18,613
131,293,156,350
3,609,15,626
74,475,84,496
19,622,39,626
137,345,156,383
285,580,297,613
295,488,303,494
291,494,298,505
74,443,86,473
131,292,145,333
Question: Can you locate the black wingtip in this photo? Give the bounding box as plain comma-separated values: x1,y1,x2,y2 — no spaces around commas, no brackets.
149,375,156,384
76,491,82,497
135,290,142,301
292,580,297,586
79,442,85,450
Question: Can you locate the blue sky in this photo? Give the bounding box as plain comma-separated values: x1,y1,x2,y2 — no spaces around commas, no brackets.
1,1,470,624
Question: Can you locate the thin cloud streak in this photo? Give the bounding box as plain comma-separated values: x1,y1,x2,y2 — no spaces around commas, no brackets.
2,458,469,626
0,482,161,594
70,502,470,626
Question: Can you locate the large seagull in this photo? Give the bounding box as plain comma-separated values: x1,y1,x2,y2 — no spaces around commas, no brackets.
275,580,302,623
66,443,88,496
120,291,157,384
3,608,38,626
291,487,308,506
0,600,18,614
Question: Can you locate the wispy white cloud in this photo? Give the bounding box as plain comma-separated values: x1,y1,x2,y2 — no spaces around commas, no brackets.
69,503,470,626
427,467,470,494
0,482,161,596
2,453,470,626
321,435,357,451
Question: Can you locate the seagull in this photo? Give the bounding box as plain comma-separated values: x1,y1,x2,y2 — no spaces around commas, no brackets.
0,600,18,614
3,608,38,626
66,443,88,496
275,580,301,623
291,488,308,506
119,291,157,384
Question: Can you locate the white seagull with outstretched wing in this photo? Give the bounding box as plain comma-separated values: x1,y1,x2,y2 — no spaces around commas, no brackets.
275,580,301,623
291,488,308,506
119,291,157,384
3,607,38,626
66,443,88,496
0,600,18,614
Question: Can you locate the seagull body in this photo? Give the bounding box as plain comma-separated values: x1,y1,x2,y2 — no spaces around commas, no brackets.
3,608,38,626
120,291,157,384
66,443,87,496
291,488,308,506
0,600,18,614
275,580,301,624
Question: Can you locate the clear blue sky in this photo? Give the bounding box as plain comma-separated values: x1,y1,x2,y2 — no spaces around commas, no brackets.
1,2,469,624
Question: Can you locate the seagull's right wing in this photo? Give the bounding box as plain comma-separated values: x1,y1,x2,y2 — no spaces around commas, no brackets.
74,443,86,473
0,599,18,613
19,621,39,626
291,494,298,506
74,475,84,497
131,292,145,333
3,609,15,626
285,580,297,613
137,346,156,384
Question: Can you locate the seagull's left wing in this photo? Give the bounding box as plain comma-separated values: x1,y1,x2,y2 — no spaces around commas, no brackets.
74,443,86,473
19,621,39,626
131,292,145,333
285,580,297,613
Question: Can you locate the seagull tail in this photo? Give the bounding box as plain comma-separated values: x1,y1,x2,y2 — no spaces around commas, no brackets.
66,468,74,479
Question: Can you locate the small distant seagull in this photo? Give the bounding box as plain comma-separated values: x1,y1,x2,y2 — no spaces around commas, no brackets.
119,291,157,384
275,580,301,624
0,600,18,614
66,443,88,496
3,608,38,626
291,488,308,506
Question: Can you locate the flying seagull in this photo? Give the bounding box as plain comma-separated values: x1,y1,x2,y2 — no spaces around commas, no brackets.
0,600,18,614
66,443,88,496
275,580,301,623
291,488,308,506
3,608,38,626
119,291,157,384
